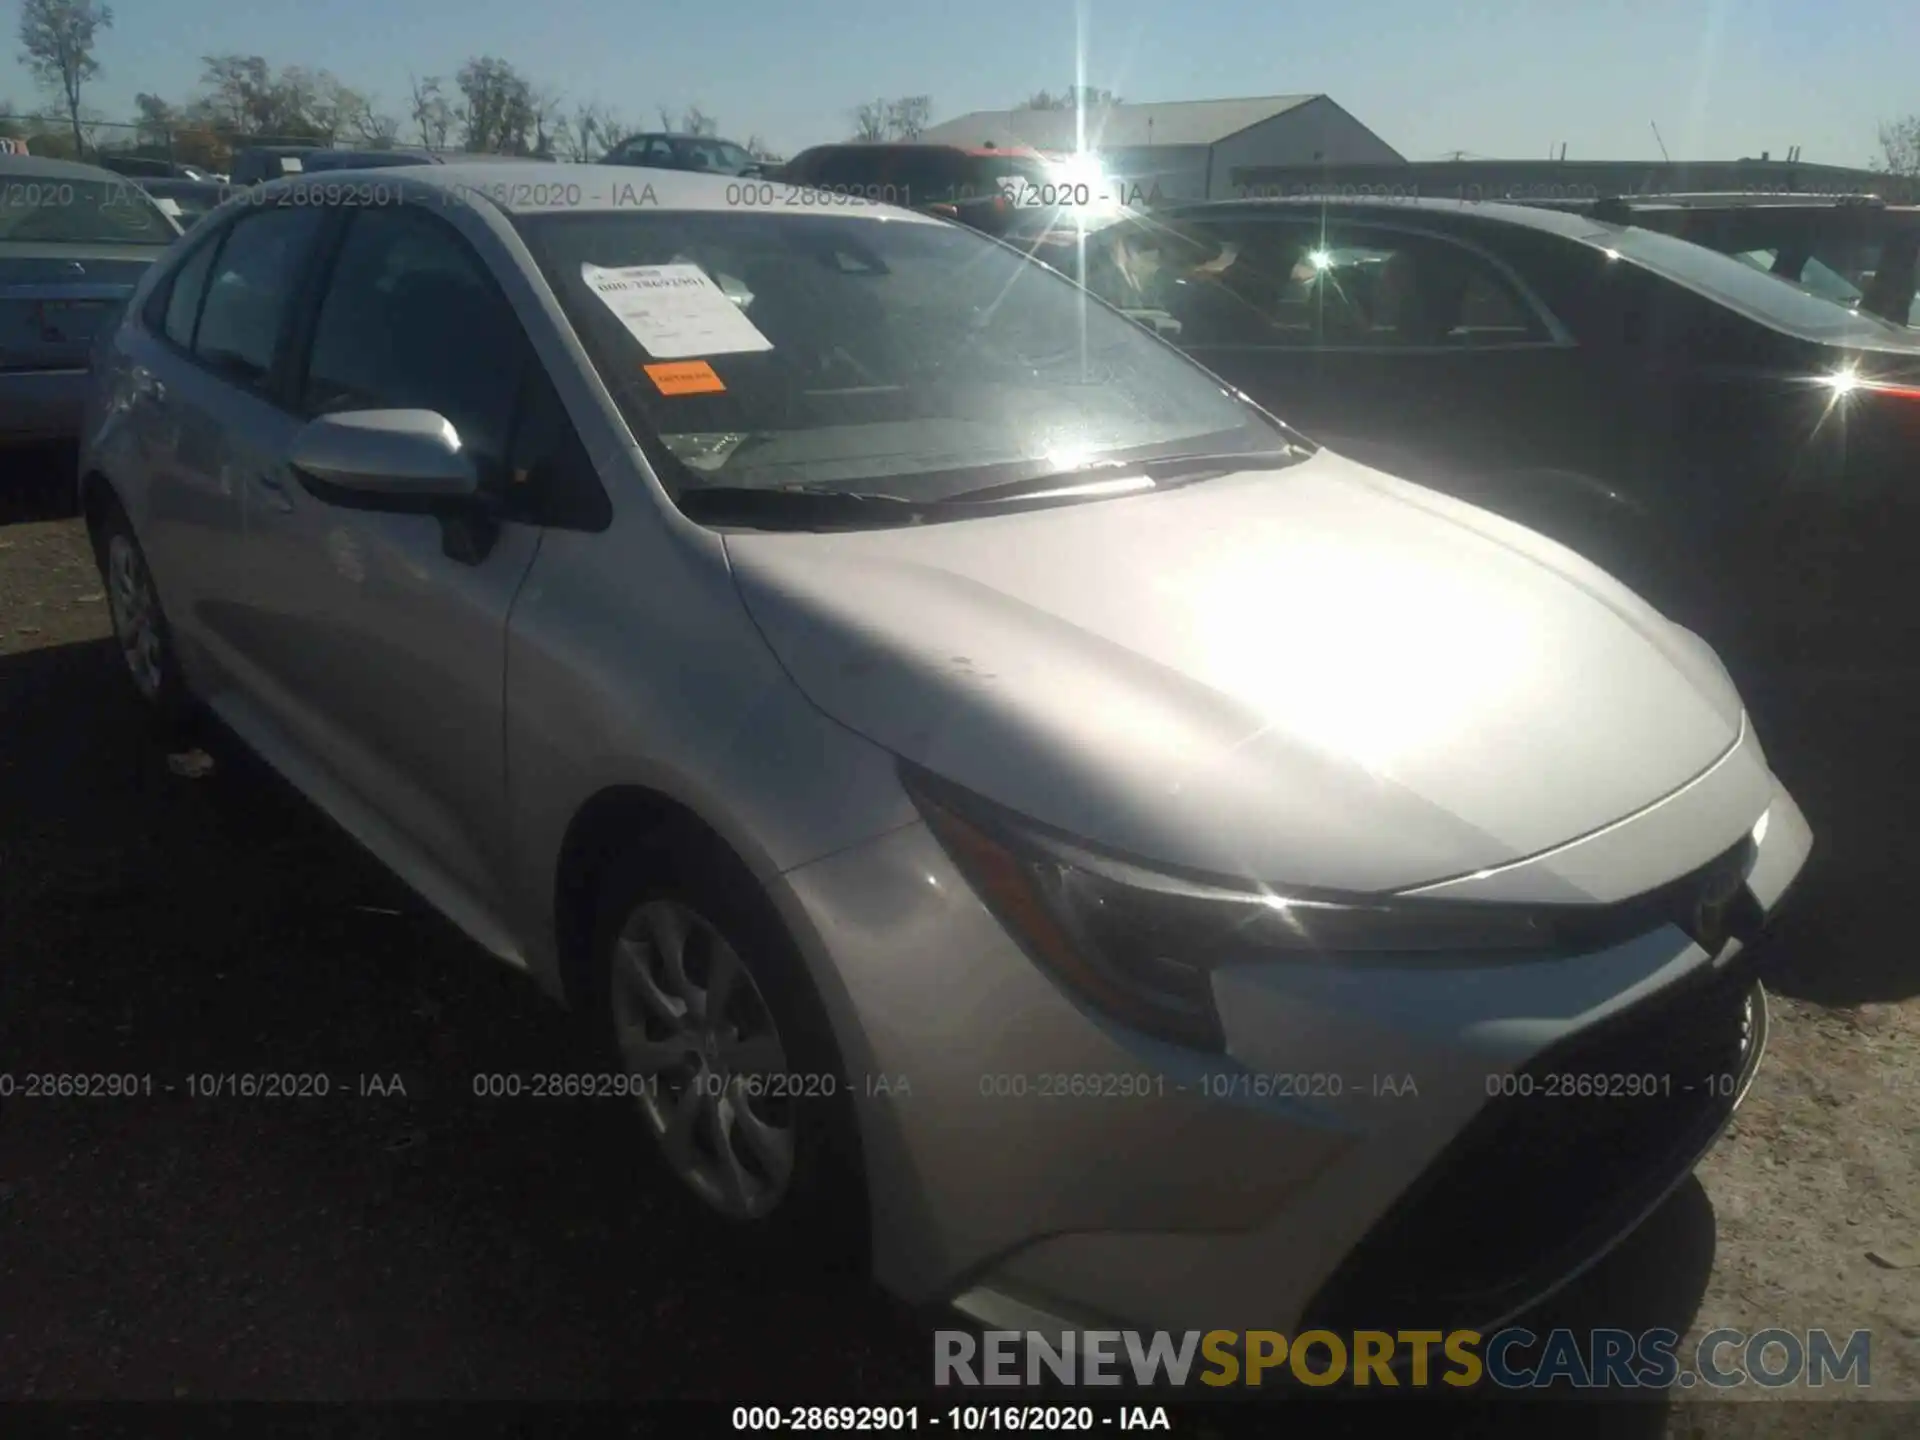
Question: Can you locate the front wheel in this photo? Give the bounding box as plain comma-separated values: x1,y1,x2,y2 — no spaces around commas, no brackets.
589,845,868,1266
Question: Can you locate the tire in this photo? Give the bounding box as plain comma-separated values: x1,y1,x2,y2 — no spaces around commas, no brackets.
93,497,194,730
588,838,869,1271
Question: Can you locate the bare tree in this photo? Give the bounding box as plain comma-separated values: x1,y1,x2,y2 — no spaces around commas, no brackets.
455,56,537,154
744,133,781,161
194,54,273,134
276,66,355,141
337,88,399,146
851,99,889,141
191,54,337,141
1017,85,1118,112
132,90,174,148
560,99,618,161
884,95,931,140
1876,115,1920,176
17,0,113,156
654,103,717,136
408,74,454,150
528,85,565,158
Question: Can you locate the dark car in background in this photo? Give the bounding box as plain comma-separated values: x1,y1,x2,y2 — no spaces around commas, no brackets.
1,153,181,447
1028,196,1920,687
229,146,321,187
298,147,443,172
600,132,763,177
777,142,1060,236
136,177,230,229
1533,193,1920,327
295,148,540,173
98,154,221,183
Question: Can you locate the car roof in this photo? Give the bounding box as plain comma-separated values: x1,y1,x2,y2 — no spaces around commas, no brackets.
259,161,946,220
1165,194,1620,242
796,141,1047,159
1583,191,1888,210
0,152,130,184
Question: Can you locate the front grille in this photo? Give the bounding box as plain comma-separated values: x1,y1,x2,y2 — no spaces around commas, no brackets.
1303,953,1766,1334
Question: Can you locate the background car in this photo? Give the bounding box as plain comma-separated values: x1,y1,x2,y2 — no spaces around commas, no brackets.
297,148,542,173
776,141,1060,236
229,146,321,186
97,154,219,183
1049,196,1920,690
1002,200,1237,335
135,177,230,228
599,132,764,177
77,162,1810,1347
1,152,181,447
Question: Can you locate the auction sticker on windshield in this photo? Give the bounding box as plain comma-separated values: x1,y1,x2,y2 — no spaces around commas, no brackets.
582,262,773,359
644,360,727,395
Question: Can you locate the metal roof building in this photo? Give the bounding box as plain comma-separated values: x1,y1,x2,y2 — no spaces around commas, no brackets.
916,95,1405,202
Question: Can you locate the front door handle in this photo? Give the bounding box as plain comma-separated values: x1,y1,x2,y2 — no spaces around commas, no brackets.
132,368,166,405
252,467,295,513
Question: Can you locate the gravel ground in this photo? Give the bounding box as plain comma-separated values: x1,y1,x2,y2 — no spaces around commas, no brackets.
2,452,1914,1432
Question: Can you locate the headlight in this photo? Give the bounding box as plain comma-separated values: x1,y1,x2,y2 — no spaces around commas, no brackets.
900,765,1604,1053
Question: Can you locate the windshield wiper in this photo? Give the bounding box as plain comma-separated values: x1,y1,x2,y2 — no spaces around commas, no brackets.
942,447,1307,504
677,447,1311,529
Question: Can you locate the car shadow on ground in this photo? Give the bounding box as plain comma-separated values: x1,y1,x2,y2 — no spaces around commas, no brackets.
0,634,1724,1423
1734,668,1920,1007
0,443,80,528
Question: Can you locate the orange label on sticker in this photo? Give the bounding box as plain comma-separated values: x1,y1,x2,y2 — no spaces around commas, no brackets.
645,360,726,395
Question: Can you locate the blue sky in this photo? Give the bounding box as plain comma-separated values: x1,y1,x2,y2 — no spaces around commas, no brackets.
3,0,1913,166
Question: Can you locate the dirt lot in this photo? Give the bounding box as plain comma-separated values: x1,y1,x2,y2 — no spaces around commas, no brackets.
1,452,1915,1431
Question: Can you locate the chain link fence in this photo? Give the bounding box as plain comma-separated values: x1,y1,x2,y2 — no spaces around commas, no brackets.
0,115,423,174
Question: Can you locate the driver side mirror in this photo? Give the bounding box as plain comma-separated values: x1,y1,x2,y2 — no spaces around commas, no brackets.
289,409,480,503
289,409,503,565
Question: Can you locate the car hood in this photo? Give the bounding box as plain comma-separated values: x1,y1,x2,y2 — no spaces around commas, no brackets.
724,450,1746,894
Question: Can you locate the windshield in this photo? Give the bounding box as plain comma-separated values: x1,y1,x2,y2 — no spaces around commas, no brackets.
516,208,1278,505
1604,224,1904,342
0,176,178,245
674,140,757,175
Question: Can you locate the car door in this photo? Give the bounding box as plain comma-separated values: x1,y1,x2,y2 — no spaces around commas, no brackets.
124,204,332,689
227,201,548,912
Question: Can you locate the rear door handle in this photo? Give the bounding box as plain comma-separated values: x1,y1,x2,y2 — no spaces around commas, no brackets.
132,369,166,404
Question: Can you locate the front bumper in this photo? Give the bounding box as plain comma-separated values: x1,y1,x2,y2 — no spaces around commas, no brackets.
778,763,1810,1338
0,367,89,445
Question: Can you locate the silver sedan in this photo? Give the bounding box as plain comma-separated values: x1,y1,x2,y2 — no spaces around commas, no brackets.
78,162,1811,1338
